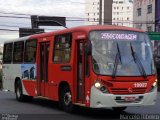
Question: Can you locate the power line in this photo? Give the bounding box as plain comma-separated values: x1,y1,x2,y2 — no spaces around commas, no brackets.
0,29,18,31
0,24,28,28
0,14,157,24
0,14,87,20
0,11,87,19
0,15,87,21
0,14,156,24
0,15,29,19
0,11,30,16
0,23,65,31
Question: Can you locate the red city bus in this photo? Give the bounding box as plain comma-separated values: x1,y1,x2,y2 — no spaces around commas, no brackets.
2,25,157,112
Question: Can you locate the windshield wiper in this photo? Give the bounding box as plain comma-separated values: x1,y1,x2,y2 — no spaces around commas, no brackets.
130,43,147,78
112,43,122,78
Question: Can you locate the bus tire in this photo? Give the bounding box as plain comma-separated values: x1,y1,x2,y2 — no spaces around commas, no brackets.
112,107,127,112
15,80,25,102
60,85,73,112
25,95,33,102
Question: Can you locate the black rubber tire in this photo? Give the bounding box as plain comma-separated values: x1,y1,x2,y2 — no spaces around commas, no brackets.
112,107,127,112
15,80,25,102
59,86,74,112
25,95,33,102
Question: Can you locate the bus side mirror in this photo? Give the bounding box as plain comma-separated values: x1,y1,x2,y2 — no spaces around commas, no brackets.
85,41,92,55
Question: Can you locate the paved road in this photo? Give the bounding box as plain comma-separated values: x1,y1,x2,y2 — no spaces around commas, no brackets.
0,90,160,120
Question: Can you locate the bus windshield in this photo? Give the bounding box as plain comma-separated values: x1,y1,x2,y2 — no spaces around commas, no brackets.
90,30,156,76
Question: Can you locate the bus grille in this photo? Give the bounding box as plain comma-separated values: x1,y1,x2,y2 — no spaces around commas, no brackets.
115,97,143,104
110,88,146,94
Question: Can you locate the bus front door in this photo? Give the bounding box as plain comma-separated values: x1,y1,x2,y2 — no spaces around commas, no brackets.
38,42,50,97
76,41,86,103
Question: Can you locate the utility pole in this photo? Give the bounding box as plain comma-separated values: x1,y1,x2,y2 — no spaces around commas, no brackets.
99,0,102,25
99,0,113,25
104,0,113,25
155,0,160,32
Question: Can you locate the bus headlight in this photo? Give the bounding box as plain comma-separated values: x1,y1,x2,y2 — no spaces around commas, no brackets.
149,79,157,92
153,79,157,87
94,80,109,93
94,81,101,89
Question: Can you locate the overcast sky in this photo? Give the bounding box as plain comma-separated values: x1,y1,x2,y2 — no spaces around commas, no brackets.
0,0,85,44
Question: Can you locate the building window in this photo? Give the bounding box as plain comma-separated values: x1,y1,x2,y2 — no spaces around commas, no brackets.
147,4,152,14
13,41,24,63
127,17,130,20
53,34,72,63
119,1,123,4
3,43,13,63
147,26,152,32
137,24,142,29
24,39,37,63
129,0,133,3
137,8,141,16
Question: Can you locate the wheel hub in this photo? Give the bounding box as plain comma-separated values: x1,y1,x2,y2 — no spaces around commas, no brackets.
64,92,71,106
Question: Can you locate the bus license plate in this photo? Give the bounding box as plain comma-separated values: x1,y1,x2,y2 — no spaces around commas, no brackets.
124,96,136,102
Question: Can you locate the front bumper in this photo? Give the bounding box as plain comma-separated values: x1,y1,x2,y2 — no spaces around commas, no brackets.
90,86,157,108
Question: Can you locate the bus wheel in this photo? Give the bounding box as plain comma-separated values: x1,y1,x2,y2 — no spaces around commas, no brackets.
112,107,127,112
25,95,33,102
60,86,73,112
15,81,25,102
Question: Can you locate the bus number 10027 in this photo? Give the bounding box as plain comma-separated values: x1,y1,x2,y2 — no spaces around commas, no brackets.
134,83,147,88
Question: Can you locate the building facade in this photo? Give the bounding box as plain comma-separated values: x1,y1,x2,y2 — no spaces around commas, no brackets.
85,0,100,25
85,0,133,27
112,0,133,27
133,0,155,31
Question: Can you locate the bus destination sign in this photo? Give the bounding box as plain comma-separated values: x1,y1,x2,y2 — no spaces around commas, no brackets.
101,33,137,41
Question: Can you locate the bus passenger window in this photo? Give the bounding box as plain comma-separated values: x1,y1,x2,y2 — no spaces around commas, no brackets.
24,39,37,63
13,41,24,63
3,43,13,63
53,34,72,63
